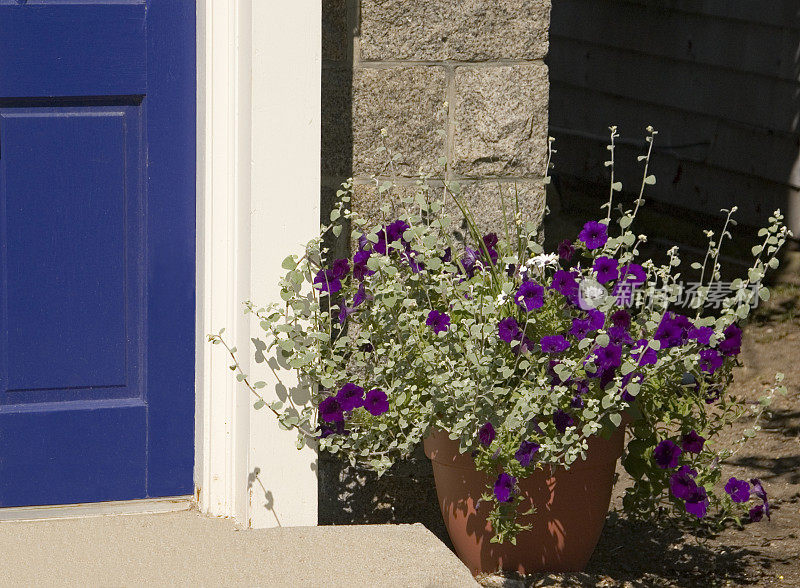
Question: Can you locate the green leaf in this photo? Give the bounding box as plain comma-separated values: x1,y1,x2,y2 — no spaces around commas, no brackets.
644,175,656,185
609,412,622,428
611,181,623,192
281,256,297,270
253,399,266,410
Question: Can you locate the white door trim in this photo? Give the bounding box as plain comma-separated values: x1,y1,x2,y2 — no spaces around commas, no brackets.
0,497,193,523
195,1,321,528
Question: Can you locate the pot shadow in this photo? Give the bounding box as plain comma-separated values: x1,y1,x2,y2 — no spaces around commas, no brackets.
317,445,453,549
584,512,760,587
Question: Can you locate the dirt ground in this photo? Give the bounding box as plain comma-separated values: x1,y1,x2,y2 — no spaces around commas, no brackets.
481,267,800,587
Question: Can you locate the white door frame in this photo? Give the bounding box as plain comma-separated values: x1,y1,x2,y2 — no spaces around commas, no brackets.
196,0,321,528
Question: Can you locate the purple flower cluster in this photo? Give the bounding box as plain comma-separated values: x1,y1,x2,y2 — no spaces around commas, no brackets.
669,466,709,518
314,258,350,295
319,383,389,425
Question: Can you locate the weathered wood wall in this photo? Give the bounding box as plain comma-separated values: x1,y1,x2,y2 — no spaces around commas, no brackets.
549,0,800,232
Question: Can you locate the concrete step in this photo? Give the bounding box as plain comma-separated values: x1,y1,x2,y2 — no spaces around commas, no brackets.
0,509,478,587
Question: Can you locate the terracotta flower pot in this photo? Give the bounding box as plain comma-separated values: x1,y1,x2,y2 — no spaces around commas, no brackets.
423,426,625,575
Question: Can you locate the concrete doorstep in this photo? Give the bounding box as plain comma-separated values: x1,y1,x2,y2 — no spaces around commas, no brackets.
0,509,478,587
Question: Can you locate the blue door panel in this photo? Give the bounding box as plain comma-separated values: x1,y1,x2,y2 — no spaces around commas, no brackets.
0,107,143,402
0,4,146,97
0,401,146,507
0,1,195,508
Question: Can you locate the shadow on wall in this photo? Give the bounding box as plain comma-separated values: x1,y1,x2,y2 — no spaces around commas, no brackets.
547,0,800,246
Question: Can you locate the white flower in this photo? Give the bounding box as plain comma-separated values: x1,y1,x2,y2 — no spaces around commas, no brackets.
528,253,559,269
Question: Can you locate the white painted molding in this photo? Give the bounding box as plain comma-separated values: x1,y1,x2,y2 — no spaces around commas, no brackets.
196,1,321,528
196,0,251,524
0,497,192,523
247,0,321,529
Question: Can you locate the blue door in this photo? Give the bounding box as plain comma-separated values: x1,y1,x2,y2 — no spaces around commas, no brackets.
0,1,195,507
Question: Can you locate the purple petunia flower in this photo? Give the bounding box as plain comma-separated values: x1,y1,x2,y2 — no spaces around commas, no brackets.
426,309,451,334
619,263,646,286
553,409,575,433
632,339,658,366
516,281,545,311
719,324,743,356
514,440,541,467
364,388,389,416
513,337,536,356
331,258,350,279
655,312,691,348
353,283,369,307
353,250,374,280
621,372,643,403
558,239,575,261
749,504,765,522
684,485,709,518
319,396,344,422
493,473,516,503
318,420,350,439
724,477,751,503
688,326,714,346
314,270,341,294
314,258,351,294
482,233,499,265
608,325,634,346
579,221,609,250
541,335,571,354
385,220,410,243
654,439,682,469
498,317,522,343
461,247,480,278
569,317,593,339
336,383,365,411
587,309,606,330
699,348,724,374
750,478,770,520
550,270,579,303
593,256,619,284
680,430,705,454
478,422,496,446
610,309,631,329
594,343,623,369
670,465,699,500
339,284,370,324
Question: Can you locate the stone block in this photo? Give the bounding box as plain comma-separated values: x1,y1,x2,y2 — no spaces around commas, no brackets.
351,180,545,243
360,0,550,61
454,64,549,178
353,66,448,177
